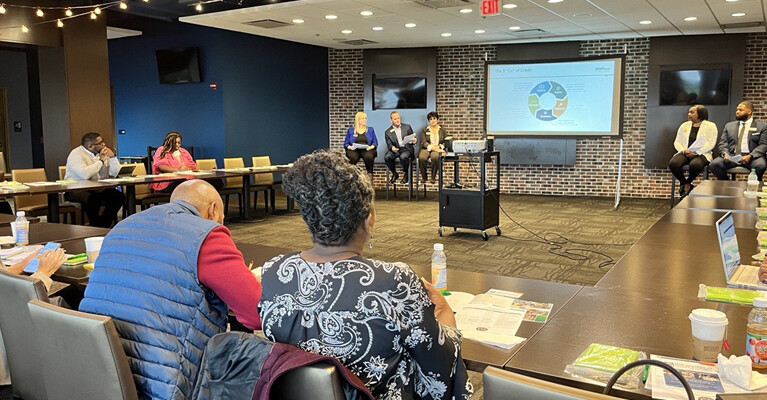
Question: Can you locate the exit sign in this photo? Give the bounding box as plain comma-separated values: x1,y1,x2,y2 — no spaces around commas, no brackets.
480,0,500,16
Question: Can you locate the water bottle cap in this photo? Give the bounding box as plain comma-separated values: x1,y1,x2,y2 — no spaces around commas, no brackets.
433,243,444,251
755,297,767,308
16,211,24,217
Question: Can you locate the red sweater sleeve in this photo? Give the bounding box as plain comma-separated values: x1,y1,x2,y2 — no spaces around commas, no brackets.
197,225,262,330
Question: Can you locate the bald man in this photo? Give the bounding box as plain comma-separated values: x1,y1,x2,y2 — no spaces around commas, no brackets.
79,180,262,400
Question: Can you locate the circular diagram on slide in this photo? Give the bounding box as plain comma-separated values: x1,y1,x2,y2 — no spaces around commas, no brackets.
528,81,568,121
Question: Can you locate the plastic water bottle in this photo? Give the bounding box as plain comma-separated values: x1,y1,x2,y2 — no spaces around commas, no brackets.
748,169,759,195
14,211,28,246
431,243,447,292
747,297,767,369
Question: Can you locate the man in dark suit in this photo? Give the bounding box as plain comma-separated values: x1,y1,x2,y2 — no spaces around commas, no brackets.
709,101,767,181
383,111,416,183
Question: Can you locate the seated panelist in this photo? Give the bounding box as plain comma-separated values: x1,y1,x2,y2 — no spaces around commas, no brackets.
667,104,717,197
418,111,447,184
384,111,416,183
258,149,472,399
344,111,378,174
151,131,198,193
709,101,767,181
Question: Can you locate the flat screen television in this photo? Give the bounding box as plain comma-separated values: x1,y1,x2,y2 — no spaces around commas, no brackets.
373,76,427,110
156,47,201,84
659,68,730,105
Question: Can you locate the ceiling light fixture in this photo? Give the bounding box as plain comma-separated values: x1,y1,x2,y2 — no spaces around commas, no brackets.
325,14,337,20
90,11,97,19
459,8,472,13
474,29,485,34
405,22,416,28
726,0,739,2
94,6,101,14
684,16,697,21
732,12,746,17
292,19,304,24
360,10,372,16
21,24,28,32
0,4,6,14
372,26,383,31
509,26,521,30
195,3,202,11
35,8,43,17
57,19,63,28
639,20,652,24
548,0,563,3
65,8,72,16
503,3,517,9
119,2,128,10
441,32,451,37
341,29,352,34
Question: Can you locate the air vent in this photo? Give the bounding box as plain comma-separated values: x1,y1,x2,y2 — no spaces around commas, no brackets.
508,28,547,37
243,19,291,28
340,39,378,46
414,0,473,9
721,21,764,30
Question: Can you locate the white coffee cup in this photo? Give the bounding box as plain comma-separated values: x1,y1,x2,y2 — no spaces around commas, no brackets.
689,308,728,361
84,236,105,264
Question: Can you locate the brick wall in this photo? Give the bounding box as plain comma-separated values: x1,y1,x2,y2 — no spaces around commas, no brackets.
327,34,767,198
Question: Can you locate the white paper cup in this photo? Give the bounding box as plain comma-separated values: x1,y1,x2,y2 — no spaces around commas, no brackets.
84,237,105,264
689,309,728,362
10,222,16,242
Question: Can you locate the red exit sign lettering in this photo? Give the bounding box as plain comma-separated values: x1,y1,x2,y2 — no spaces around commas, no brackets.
480,0,500,16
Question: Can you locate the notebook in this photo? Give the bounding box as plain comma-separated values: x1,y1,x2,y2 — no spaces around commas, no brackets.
715,211,767,289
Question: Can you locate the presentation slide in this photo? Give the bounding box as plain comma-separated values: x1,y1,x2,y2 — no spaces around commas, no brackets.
486,57,624,137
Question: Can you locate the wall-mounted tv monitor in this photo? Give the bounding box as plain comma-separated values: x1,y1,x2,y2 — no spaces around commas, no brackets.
373,76,427,110
659,68,730,106
156,47,201,84
485,55,625,137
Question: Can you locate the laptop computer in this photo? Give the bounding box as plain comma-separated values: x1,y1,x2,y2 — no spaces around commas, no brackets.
116,165,136,177
715,211,766,289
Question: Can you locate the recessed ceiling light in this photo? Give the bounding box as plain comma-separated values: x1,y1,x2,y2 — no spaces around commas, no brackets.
548,0,563,3
474,29,485,34
459,8,472,13
325,14,337,20
372,26,383,31
572,12,592,17
292,19,304,24
726,0,739,2
441,32,452,37
405,23,416,28
509,26,521,30
732,12,746,17
684,16,697,21
503,3,517,9
341,29,352,34
360,10,373,16
639,20,652,24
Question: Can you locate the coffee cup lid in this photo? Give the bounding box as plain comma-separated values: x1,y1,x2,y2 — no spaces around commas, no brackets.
689,308,728,325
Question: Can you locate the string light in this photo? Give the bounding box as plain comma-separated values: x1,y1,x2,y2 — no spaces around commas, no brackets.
90,11,96,19
142,0,149,2
0,2,129,32
21,24,27,32
0,4,5,14
56,19,63,28
93,6,101,15
65,7,72,16
35,7,42,17
119,2,127,10
195,3,202,11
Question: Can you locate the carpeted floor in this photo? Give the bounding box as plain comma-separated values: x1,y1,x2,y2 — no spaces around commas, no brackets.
229,192,668,287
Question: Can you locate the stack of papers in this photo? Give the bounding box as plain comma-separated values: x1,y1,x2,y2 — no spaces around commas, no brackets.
1,245,42,266
25,181,60,186
0,181,29,191
649,355,748,400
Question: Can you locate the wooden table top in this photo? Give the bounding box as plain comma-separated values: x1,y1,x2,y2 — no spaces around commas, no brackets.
660,208,758,229
675,196,758,213
0,180,118,197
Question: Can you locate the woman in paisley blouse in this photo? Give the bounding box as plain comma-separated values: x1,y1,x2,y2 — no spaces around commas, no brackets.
259,149,472,400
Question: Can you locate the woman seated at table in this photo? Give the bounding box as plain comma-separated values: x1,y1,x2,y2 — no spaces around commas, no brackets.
258,149,472,400
344,111,378,174
419,111,448,184
151,131,197,193
668,104,717,197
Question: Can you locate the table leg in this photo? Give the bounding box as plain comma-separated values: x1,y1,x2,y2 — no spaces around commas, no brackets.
125,185,136,216
47,193,60,223
242,175,251,219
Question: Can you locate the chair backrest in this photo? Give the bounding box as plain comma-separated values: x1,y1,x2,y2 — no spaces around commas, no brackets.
12,168,49,210
251,155,274,185
0,269,50,400
27,299,139,400
196,158,218,171
128,163,151,196
483,367,623,400
270,363,345,400
147,146,158,173
58,165,67,180
0,151,7,173
223,157,244,188
187,145,195,159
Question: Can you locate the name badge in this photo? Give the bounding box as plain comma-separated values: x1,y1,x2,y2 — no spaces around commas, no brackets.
750,127,758,132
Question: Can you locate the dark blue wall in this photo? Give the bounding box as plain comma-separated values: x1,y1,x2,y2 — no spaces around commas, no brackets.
109,18,328,166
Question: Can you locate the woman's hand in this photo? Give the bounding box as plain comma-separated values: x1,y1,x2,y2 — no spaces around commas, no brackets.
36,249,66,279
421,277,457,327
8,251,39,275
347,145,354,150
366,145,375,151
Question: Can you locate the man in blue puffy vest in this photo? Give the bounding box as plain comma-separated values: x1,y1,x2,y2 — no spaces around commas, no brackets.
79,179,262,400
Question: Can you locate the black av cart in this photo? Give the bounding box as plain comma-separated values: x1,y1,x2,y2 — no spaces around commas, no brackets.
438,151,501,241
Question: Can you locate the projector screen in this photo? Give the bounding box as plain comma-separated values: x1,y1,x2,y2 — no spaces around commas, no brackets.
485,56,625,137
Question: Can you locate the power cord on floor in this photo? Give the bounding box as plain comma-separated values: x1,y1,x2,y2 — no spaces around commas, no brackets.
457,155,633,269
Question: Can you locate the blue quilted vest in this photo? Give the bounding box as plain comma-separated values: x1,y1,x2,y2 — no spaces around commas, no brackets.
79,201,229,400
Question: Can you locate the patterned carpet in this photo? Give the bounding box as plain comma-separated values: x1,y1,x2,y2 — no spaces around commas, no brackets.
229,192,668,287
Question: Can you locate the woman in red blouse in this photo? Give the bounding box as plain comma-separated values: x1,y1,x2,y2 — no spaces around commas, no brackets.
151,131,197,192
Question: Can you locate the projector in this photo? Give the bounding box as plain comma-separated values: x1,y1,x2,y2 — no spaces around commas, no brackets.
452,140,486,154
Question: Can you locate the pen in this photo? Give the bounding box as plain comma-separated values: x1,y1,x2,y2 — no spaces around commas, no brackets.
642,364,649,383
68,253,86,259
248,261,254,270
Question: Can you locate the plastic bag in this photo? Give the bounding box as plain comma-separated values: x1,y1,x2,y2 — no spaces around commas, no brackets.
564,343,646,390
698,283,767,305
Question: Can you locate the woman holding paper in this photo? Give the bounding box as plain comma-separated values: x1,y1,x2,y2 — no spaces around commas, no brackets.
668,104,718,197
258,149,472,400
343,111,378,174
419,111,448,184
151,131,198,192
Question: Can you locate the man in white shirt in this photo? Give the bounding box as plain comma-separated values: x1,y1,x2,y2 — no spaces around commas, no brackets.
710,101,767,181
64,132,125,227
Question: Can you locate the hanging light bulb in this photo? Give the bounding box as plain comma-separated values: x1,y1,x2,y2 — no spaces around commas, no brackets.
57,19,63,28
65,8,72,17
90,11,97,19
119,2,128,10
0,4,6,14
35,8,43,17
94,6,101,15
142,0,149,2
21,25,28,33
195,3,203,11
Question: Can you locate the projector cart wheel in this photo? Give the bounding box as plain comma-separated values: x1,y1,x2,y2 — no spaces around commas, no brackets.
481,231,489,241
438,227,443,237
495,226,502,236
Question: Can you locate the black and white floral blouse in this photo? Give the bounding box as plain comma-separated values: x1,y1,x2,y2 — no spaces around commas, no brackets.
258,252,473,400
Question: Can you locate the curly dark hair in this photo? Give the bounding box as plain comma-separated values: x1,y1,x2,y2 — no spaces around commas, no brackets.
282,149,374,246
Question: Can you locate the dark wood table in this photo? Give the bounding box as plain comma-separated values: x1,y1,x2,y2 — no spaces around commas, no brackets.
689,180,749,198
0,213,40,226
0,222,109,245
660,208,758,229
675,196,758,213
0,181,119,223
